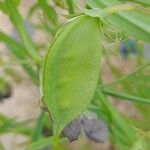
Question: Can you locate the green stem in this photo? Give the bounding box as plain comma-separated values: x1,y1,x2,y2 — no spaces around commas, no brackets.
66,0,74,14
32,111,45,141
84,2,150,19
101,88,150,104
52,134,60,150
95,90,137,145
5,0,41,64
100,63,150,88
104,3,136,15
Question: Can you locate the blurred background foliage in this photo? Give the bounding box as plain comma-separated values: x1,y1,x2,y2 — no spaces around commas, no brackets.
0,0,150,150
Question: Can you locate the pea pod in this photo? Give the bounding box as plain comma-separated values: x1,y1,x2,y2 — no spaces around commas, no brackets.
43,15,102,135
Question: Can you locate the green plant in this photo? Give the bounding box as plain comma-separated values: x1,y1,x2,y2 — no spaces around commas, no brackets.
0,0,150,150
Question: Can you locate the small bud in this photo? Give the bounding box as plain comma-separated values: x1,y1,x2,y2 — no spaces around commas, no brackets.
62,118,81,142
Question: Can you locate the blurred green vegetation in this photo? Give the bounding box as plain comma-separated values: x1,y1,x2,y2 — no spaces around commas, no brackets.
0,0,150,150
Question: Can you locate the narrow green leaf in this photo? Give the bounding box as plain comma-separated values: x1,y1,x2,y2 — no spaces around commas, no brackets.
0,32,27,58
38,0,57,25
5,0,40,63
28,3,39,19
0,114,33,136
0,0,20,13
26,137,52,150
100,63,150,88
0,32,38,83
93,89,137,150
86,0,150,42
101,89,150,104
32,112,45,141
66,0,74,14
20,65,38,84
133,0,150,5
26,137,65,150
43,15,102,135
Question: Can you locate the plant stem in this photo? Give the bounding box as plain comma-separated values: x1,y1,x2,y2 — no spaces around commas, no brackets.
101,88,150,104
100,63,150,88
104,3,136,15
66,0,74,14
32,111,45,141
5,0,41,64
52,134,60,150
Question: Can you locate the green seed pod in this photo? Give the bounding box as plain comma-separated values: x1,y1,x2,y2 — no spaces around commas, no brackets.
43,15,102,135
